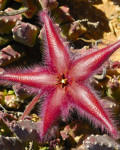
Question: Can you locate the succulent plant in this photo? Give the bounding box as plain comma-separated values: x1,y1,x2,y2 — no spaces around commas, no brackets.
0,136,24,150
21,0,38,19
0,8,22,34
0,10,120,144
9,120,40,142
0,44,25,66
0,0,120,149
12,21,39,47
0,111,41,148
83,134,120,150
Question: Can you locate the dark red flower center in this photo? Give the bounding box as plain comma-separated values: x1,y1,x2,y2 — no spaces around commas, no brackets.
57,74,69,88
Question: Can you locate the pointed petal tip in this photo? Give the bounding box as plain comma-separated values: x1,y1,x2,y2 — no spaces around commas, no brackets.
39,9,71,74
37,121,58,143
37,9,49,27
38,9,49,22
69,40,120,80
109,128,120,140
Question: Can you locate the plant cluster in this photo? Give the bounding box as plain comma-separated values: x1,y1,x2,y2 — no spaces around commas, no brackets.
0,0,120,149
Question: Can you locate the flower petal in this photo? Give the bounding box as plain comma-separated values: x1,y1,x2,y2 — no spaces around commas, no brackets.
0,68,56,89
40,87,66,140
21,92,42,120
40,11,70,74
69,41,120,80
68,83,118,139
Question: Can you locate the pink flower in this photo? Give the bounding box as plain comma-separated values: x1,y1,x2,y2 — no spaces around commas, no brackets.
0,10,120,141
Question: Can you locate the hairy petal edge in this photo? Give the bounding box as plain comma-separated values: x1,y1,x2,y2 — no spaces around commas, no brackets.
68,83,118,139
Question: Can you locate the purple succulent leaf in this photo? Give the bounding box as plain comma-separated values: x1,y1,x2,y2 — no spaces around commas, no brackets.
12,84,30,99
0,112,40,142
83,134,120,150
22,0,38,19
9,120,41,142
0,45,25,66
12,21,39,47
0,136,24,150
0,111,17,123
0,8,22,34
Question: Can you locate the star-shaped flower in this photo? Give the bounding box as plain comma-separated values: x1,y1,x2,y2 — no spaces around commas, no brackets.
0,10,120,141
